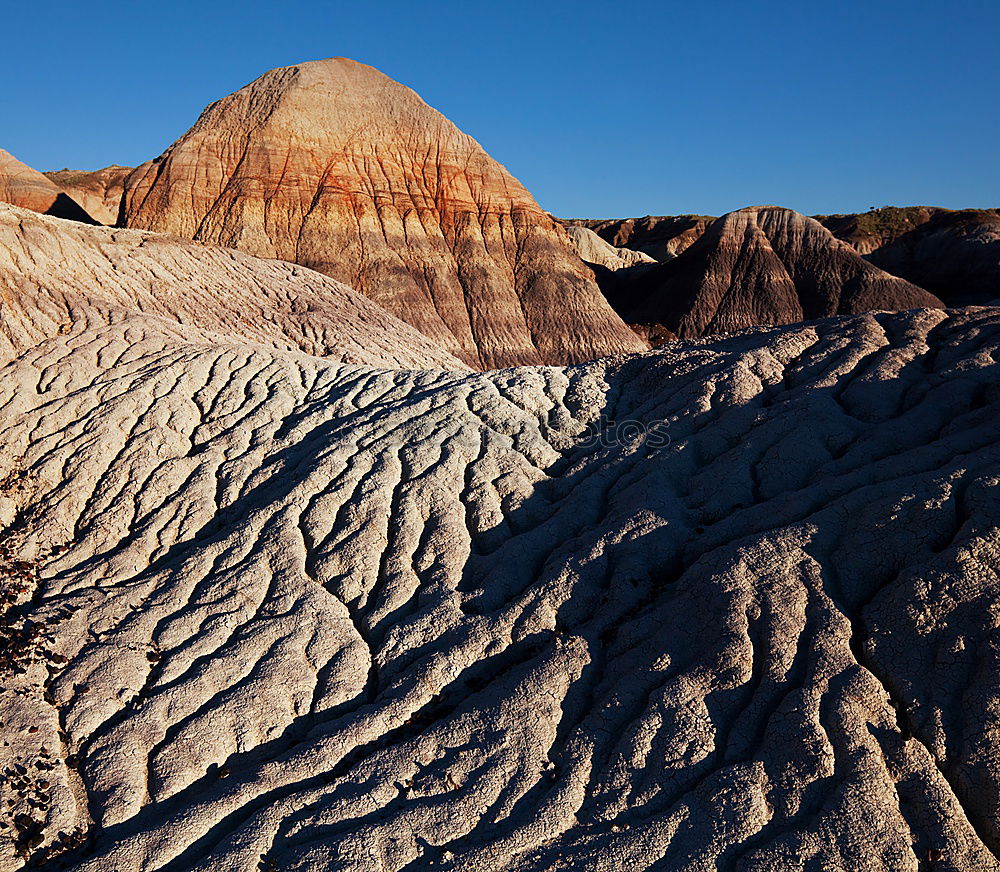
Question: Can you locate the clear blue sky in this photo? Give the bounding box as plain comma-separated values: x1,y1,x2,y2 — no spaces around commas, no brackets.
3,0,997,218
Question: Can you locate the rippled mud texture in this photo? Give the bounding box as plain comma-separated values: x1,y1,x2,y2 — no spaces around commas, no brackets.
2,291,1000,870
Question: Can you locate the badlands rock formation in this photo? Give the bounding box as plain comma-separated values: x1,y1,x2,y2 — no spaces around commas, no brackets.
567,215,714,262
2,281,1000,869
564,226,672,345
0,203,463,369
816,206,944,256
865,209,1000,305
0,150,95,223
611,206,944,339
117,58,645,369
3,76,999,870
565,225,657,272
44,166,133,226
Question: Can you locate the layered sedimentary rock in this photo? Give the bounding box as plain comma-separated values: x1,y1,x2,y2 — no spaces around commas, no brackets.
610,206,944,338
571,206,999,310
567,214,714,261
0,150,95,223
3,296,1000,869
44,166,132,225
0,203,463,369
815,206,944,255
117,58,645,369
864,209,1000,305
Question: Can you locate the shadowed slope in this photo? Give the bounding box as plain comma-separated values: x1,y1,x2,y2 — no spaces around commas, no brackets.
609,206,943,338
0,150,96,224
44,166,133,226
3,303,1000,869
864,209,1000,305
815,206,945,255
565,214,714,262
118,58,646,369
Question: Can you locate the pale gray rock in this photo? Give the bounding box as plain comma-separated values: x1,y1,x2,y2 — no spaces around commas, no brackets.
0,203,464,370
2,283,1000,870
565,215,714,262
565,225,657,272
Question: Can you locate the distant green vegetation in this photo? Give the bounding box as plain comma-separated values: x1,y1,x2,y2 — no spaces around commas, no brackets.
859,207,938,236
42,170,90,185
813,206,947,241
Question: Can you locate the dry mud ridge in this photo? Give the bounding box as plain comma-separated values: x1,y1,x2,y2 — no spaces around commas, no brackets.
0,204,461,371
1,198,1000,870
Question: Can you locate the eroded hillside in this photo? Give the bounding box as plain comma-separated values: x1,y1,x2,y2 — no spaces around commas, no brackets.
116,58,645,369
0,204,463,370
606,206,943,340
2,290,999,869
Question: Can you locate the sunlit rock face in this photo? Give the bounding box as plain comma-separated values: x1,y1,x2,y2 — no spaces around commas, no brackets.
118,58,646,369
44,166,133,226
0,149,96,223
